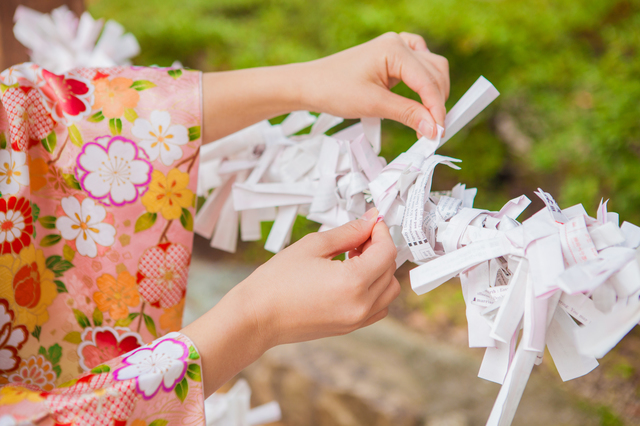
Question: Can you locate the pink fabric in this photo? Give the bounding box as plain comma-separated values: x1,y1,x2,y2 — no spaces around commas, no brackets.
0,64,205,425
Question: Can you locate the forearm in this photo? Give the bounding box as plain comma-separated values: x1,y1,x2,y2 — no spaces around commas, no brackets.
180,280,272,396
202,63,307,143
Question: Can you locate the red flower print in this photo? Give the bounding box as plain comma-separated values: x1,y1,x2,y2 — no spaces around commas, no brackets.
0,299,28,375
77,327,142,371
0,197,33,255
38,69,94,124
137,243,190,308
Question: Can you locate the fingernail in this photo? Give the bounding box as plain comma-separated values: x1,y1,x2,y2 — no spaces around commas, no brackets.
376,215,384,224
361,207,378,222
418,120,436,139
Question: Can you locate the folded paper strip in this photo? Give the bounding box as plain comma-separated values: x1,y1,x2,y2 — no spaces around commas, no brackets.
196,76,640,426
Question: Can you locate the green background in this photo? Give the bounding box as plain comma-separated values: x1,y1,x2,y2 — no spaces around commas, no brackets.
88,0,640,223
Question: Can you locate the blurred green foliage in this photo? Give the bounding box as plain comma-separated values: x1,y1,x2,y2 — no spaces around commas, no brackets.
89,0,640,220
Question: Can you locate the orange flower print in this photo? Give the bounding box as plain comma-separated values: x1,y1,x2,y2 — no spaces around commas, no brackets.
8,354,56,391
93,271,140,320
28,156,48,192
93,77,140,119
159,297,185,332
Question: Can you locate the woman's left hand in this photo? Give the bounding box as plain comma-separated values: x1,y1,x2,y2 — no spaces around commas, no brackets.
203,32,450,142
299,32,450,139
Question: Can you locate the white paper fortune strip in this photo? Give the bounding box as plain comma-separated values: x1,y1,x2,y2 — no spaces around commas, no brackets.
204,379,282,426
196,76,640,425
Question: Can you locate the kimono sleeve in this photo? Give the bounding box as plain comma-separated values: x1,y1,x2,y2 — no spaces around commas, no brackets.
0,332,206,426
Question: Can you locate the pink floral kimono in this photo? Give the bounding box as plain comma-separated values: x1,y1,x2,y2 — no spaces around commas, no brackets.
0,63,206,425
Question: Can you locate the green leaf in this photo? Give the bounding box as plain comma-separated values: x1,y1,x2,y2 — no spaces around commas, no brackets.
90,365,111,374
109,118,122,135
174,377,188,403
62,173,82,190
114,312,139,327
63,331,82,344
53,365,62,377
188,345,200,360
47,343,62,365
88,111,105,123
46,255,74,277
63,244,75,262
143,314,157,338
134,212,157,233
188,126,201,141
41,132,57,153
54,280,68,294
186,363,201,382
124,108,138,123
38,346,47,357
168,69,183,80
31,325,41,341
40,234,62,247
73,309,91,329
68,124,83,147
31,203,39,223
179,208,193,231
58,378,78,388
93,307,103,327
130,80,157,91
149,420,169,426
0,132,6,149
39,215,57,229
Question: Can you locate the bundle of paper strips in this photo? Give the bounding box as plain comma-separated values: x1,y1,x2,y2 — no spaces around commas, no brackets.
195,77,640,426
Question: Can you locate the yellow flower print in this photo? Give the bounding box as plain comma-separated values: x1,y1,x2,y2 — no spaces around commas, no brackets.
93,271,140,320
0,385,44,405
160,297,185,332
0,245,57,332
141,169,193,220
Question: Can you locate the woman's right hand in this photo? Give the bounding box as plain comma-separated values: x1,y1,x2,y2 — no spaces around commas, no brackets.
183,208,400,396
238,207,399,347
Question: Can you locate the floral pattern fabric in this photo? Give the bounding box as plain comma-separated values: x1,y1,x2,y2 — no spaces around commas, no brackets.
0,64,205,425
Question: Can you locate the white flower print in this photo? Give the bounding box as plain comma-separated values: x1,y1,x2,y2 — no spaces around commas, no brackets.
0,301,27,374
76,136,152,206
0,151,29,196
132,111,189,166
56,196,116,258
0,64,37,86
113,336,188,399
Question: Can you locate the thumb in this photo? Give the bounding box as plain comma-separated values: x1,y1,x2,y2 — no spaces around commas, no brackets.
371,86,438,139
314,208,378,258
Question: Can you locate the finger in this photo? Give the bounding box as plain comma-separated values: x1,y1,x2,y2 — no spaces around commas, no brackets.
370,86,439,139
392,49,447,126
413,51,450,101
368,276,401,314
346,219,397,281
399,32,428,52
312,208,378,258
426,52,450,100
360,307,388,328
347,248,362,259
368,262,396,296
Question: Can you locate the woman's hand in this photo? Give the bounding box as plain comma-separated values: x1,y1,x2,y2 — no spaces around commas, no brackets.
240,208,399,346
182,209,400,395
202,32,449,141
299,32,450,139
